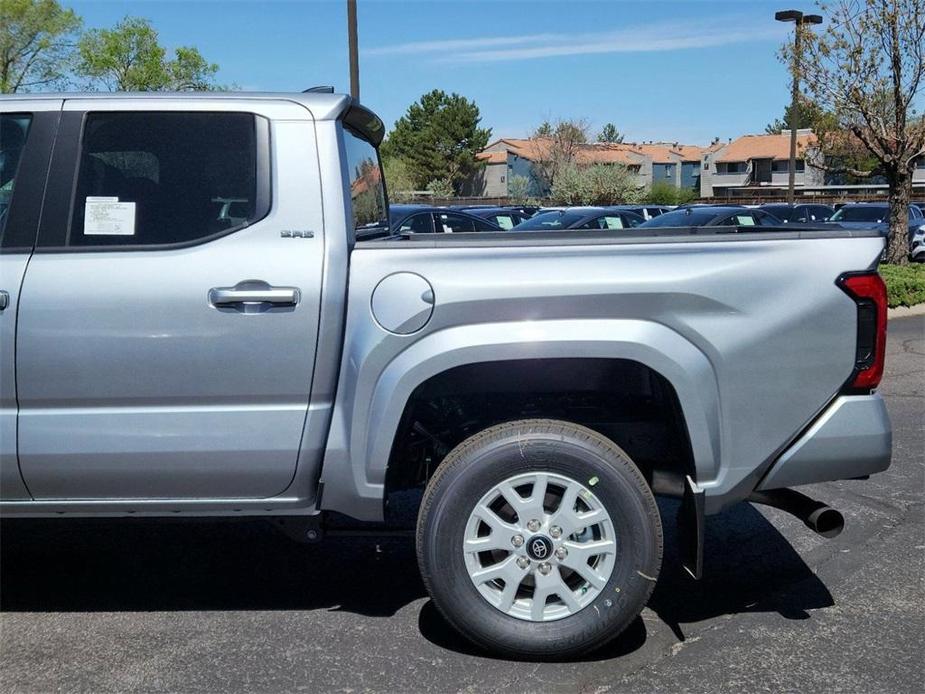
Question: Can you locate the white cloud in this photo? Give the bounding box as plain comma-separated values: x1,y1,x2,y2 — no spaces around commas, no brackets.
365,18,788,64
365,33,558,56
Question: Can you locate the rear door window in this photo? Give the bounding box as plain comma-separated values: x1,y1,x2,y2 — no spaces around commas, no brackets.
68,112,265,247
437,213,476,233
0,113,33,240
492,214,516,230
399,213,434,233
734,214,757,226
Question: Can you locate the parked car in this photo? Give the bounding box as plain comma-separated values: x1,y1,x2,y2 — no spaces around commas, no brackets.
638,206,783,228
506,204,541,217
828,203,924,249
759,203,834,223
609,204,672,221
1,91,892,661
512,206,645,231
910,225,925,262
389,204,501,234
458,206,531,230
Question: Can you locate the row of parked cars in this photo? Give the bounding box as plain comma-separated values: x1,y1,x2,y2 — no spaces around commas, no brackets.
386,201,925,260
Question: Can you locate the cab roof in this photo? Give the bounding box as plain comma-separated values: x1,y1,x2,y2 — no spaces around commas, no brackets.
2,90,349,120
0,91,385,144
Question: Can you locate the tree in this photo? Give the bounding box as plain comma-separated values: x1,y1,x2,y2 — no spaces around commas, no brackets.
380,90,491,195
549,163,642,206
76,16,221,91
794,0,925,264
382,155,416,202
764,95,830,134
529,118,589,192
1,0,81,93
597,123,625,143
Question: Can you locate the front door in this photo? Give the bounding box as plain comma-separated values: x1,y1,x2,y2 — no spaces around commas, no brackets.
16,100,325,500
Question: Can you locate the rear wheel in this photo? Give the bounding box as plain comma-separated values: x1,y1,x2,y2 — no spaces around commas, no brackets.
416,419,662,659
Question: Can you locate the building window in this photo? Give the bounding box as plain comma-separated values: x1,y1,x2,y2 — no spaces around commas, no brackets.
772,160,806,172
717,162,746,174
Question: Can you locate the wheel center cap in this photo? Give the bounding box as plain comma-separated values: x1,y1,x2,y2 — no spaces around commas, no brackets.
526,535,553,561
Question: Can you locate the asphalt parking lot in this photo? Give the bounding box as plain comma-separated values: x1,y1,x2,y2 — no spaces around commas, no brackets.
1,315,922,694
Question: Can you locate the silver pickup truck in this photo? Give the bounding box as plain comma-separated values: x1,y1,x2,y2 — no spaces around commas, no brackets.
0,92,892,659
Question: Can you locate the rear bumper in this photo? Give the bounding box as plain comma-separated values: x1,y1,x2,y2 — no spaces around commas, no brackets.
757,394,892,491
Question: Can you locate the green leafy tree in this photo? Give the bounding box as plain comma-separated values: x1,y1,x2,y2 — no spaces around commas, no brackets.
1,0,82,93
596,123,625,143
793,0,925,264
76,16,222,91
764,95,830,134
381,90,491,194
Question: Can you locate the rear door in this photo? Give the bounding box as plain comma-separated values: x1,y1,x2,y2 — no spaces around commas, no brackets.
0,101,61,500
16,98,326,500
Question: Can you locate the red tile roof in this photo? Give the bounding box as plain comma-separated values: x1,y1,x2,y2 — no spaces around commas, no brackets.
715,132,817,162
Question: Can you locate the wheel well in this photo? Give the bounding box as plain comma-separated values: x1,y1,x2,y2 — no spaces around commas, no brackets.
385,358,695,518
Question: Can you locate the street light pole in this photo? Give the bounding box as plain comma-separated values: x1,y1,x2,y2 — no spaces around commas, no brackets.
347,0,359,100
775,10,822,204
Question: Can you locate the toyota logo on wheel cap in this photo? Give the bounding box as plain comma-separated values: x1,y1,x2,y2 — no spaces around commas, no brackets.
527,535,553,560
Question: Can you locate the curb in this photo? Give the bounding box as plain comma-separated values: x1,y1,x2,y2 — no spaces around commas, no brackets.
888,304,925,319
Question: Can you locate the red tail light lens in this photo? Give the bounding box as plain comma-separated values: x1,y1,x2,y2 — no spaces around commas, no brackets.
837,272,887,391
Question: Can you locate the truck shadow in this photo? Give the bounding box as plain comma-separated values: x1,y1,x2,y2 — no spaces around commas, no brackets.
0,498,833,662
416,498,835,661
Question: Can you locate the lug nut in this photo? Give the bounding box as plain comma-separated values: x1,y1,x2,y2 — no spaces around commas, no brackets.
516,557,531,569
526,519,541,532
511,534,524,548
537,562,552,575
549,525,562,539
554,547,567,560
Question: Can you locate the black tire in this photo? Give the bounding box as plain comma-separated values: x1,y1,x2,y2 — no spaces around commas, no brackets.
416,418,662,660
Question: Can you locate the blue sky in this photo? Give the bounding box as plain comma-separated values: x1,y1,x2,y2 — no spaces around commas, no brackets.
66,0,801,144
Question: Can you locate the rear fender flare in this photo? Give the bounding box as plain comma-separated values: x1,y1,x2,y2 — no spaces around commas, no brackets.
321,319,721,521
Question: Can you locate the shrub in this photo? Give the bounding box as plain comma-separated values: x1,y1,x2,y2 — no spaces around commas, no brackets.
549,163,643,206
507,174,531,203
426,177,454,199
879,263,925,308
646,180,698,205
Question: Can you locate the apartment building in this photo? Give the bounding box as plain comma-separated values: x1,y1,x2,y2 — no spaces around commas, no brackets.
472,130,924,199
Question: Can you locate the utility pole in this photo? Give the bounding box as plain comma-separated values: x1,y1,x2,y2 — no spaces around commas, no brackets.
775,10,822,204
347,0,359,100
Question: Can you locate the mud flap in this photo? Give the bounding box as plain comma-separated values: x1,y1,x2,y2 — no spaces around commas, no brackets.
679,475,705,579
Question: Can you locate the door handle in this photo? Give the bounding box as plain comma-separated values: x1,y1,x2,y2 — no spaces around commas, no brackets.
0,291,8,311
209,281,300,307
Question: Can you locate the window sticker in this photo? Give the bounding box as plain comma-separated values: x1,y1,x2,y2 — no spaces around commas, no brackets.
736,215,756,226
84,197,136,235
603,216,624,229
496,215,514,230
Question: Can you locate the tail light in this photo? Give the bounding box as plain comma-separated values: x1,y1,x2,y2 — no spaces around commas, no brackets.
837,272,887,392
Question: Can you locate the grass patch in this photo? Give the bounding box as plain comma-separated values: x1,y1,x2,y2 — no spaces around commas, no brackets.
879,263,925,308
